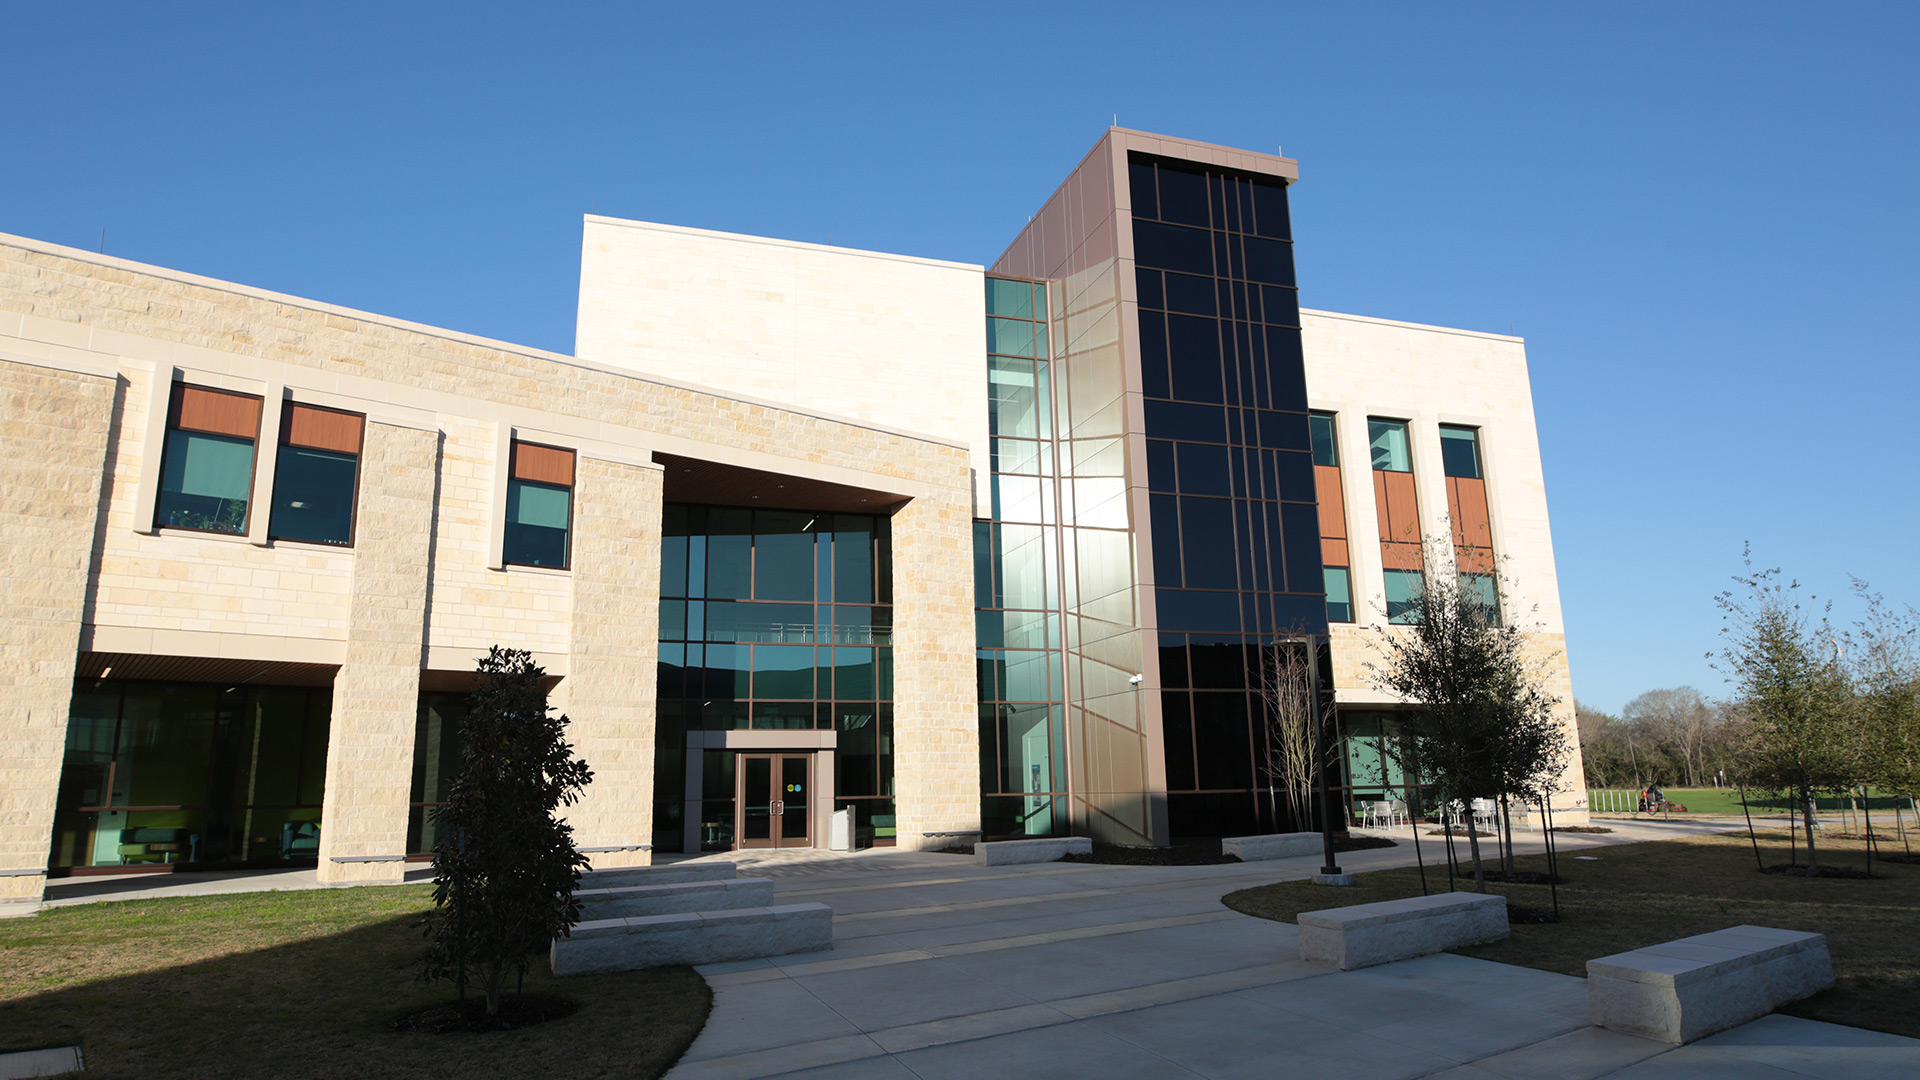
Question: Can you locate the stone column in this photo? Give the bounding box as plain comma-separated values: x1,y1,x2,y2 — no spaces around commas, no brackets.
316,421,439,885
0,361,116,915
889,488,980,850
554,455,663,869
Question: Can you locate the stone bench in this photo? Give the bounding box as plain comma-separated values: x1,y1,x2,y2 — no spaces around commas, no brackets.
579,861,737,890
1587,926,1834,1044
1299,891,1508,970
974,836,1093,866
1222,832,1322,861
576,877,776,920
551,903,834,975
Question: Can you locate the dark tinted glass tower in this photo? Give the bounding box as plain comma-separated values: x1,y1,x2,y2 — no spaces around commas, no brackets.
992,130,1325,845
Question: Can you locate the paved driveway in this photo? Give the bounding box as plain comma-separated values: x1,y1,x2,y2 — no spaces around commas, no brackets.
666,830,1918,1080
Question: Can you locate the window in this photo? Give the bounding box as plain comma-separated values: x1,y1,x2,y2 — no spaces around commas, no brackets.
1309,412,1338,467
1368,419,1411,473
504,441,574,568
1384,568,1424,624
1440,425,1482,479
269,404,363,545
1460,572,1499,622
155,384,262,534
1325,566,1353,623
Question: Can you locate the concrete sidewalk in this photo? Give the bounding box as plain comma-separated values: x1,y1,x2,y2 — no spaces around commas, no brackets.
667,829,1917,1080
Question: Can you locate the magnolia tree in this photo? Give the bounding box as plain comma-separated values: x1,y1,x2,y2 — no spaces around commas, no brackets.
1370,548,1568,892
423,647,593,1018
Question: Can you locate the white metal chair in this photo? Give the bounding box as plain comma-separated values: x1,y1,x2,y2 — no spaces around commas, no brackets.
1472,798,1498,829
1389,799,1411,827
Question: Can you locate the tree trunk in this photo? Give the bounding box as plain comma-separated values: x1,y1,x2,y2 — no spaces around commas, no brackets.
1465,819,1487,893
1801,788,1820,871
1500,795,1515,878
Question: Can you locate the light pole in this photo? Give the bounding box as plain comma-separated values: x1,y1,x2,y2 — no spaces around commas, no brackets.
1307,632,1351,885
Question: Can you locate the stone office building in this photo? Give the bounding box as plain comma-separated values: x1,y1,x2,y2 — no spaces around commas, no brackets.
0,129,1583,913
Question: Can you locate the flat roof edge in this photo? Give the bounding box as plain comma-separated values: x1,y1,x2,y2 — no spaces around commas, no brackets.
583,215,986,273
1301,307,1525,344
0,230,973,454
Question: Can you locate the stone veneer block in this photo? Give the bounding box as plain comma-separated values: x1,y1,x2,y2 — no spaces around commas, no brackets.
581,862,738,890
0,360,114,912
974,836,1094,866
1222,832,1324,861
549,903,833,975
1298,891,1508,970
316,422,439,885
556,456,664,870
1587,926,1834,1044
576,877,775,919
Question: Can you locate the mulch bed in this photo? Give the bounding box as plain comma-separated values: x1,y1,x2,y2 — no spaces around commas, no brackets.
1336,835,1398,853
393,993,579,1034
1761,864,1879,880
1551,826,1614,834
1425,827,1495,838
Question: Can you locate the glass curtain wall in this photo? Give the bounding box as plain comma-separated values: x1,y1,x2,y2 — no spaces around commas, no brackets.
977,277,1069,838
1130,153,1331,838
50,680,330,869
1334,710,1433,822
656,504,895,851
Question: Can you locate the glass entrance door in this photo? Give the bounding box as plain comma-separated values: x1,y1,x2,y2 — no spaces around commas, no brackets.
736,753,811,849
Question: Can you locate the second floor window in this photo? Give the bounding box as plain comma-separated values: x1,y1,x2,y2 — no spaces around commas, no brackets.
156,384,262,535
1368,418,1411,472
505,441,575,569
270,404,364,546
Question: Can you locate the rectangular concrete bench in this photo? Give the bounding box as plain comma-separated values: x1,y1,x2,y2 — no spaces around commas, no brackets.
1587,926,1834,1044
551,903,833,975
1299,891,1508,970
576,877,776,920
1222,832,1322,861
579,861,737,890
974,836,1092,866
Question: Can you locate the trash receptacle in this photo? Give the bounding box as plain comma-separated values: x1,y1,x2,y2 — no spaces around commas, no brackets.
829,808,854,852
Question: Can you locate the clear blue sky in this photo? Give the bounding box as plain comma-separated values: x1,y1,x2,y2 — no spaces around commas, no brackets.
5,4,1915,712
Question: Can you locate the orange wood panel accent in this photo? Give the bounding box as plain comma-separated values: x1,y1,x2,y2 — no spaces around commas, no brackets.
1381,541,1424,571
1321,537,1350,567
1456,546,1496,574
513,442,575,486
1446,476,1494,552
284,404,364,454
171,385,261,439
1381,470,1420,545
1314,464,1347,539
1373,471,1391,541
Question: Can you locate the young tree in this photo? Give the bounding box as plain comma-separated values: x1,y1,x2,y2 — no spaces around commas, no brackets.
1712,553,1856,871
1369,551,1565,892
1847,580,1920,812
423,647,594,1018
1260,637,1327,831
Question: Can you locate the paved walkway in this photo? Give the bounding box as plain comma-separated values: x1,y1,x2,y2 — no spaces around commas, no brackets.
664,825,1918,1080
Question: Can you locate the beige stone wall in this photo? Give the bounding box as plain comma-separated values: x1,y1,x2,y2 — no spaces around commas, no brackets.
0,359,114,910
317,422,439,884
576,217,992,506
889,489,981,849
554,456,664,868
424,416,570,664
0,233,977,881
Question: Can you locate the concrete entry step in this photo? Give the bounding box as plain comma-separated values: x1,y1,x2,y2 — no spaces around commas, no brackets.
551,903,833,975
1299,890,1509,970
1587,925,1834,1044
1222,832,1322,861
974,836,1092,866
576,877,776,920
579,861,737,890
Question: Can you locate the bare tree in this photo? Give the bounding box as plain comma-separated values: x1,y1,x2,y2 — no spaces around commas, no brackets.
1260,638,1328,831
1622,687,1715,787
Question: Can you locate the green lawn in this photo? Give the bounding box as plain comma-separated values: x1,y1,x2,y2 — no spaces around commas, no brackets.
0,885,710,1079
1589,786,1920,818
1223,831,1920,1039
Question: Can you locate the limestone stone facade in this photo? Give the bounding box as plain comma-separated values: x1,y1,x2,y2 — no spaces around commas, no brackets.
0,230,979,906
